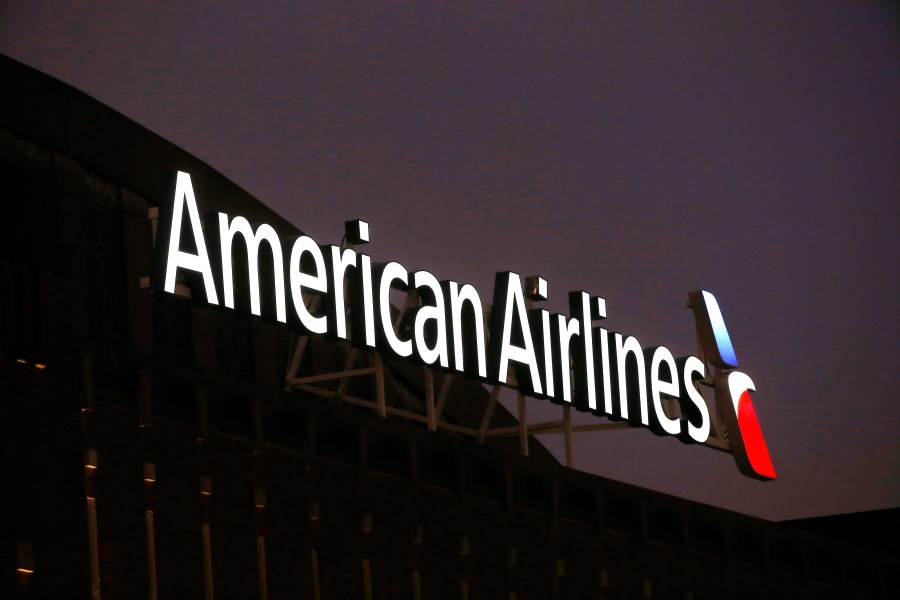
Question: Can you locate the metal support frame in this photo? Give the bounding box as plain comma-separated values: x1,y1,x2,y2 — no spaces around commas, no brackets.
282,273,734,469
689,298,732,453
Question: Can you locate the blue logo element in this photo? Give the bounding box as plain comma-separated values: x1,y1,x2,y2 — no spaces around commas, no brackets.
700,290,738,368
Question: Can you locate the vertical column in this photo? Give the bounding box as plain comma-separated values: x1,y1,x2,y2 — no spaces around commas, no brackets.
81,353,95,410
374,353,386,417
254,488,268,599
139,369,153,427
86,497,101,600
256,533,268,600
145,510,158,600
412,570,422,600
310,548,321,600
202,522,214,600
252,396,264,452
517,392,528,456
425,368,436,431
362,558,373,600
196,386,210,440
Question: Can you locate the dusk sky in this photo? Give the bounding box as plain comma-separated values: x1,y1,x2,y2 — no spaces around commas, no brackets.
2,1,897,521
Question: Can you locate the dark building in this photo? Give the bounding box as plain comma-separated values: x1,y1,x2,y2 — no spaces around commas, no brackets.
1,54,895,599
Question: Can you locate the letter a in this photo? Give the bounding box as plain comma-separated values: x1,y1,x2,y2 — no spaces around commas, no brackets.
151,171,219,304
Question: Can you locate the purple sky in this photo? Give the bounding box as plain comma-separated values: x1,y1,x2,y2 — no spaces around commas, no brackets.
2,1,897,521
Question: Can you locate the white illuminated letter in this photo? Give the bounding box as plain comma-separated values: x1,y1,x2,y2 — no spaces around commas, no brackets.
681,356,710,443
615,334,648,424
541,311,554,398
447,282,487,378
555,314,580,404
648,346,682,435
496,274,542,394
379,262,412,357
360,253,376,347
163,171,219,304
288,236,327,334
218,214,286,321
329,246,358,339
575,292,597,410
412,271,448,367
598,327,613,415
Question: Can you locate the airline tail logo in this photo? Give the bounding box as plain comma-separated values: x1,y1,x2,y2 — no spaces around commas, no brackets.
689,291,776,481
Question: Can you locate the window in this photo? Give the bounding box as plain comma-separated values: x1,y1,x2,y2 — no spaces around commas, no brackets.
604,495,640,536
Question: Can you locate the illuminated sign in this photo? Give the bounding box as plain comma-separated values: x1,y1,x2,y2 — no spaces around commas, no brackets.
151,171,776,480
689,291,776,479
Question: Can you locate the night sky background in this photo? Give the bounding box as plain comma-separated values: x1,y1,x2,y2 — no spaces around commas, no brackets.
2,1,897,522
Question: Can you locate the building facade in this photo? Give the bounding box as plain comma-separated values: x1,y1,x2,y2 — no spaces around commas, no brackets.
0,54,894,599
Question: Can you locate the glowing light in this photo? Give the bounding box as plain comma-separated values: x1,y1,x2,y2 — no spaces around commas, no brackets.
378,262,412,357
17,541,35,574
491,272,543,395
411,270,449,367
725,371,776,480
701,290,738,368
160,171,219,303
84,449,98,470
679,356,710,443
218,213,287,322
614,334,648,424
737,390,777,479
288,236,328,334
648,346,682,436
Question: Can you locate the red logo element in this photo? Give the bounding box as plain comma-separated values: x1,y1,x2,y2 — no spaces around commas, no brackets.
716,371,776,480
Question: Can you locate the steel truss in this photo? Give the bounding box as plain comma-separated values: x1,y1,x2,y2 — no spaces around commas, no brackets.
282,269,734,469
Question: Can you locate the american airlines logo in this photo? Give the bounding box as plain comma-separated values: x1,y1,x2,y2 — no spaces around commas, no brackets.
151,171,776,480
690,291,776,480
